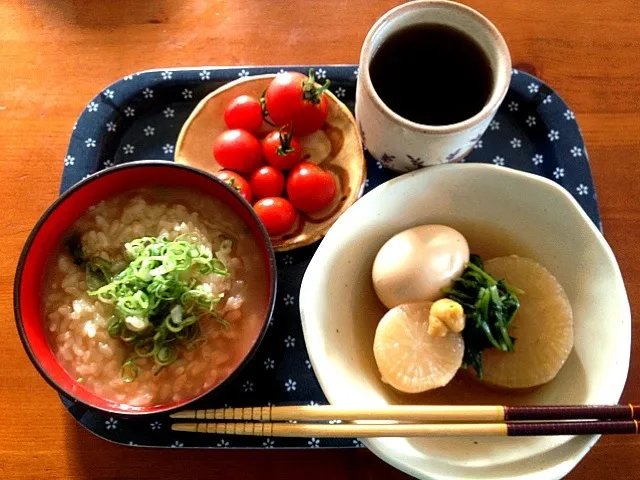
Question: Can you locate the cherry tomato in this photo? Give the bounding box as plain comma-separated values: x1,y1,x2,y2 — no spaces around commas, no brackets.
213,129,262,173
261,129,302,170
224,95,264,133
215,170,252,203
249,166,285,200
286,162,337,213
264,69,329,136
253,197,297,236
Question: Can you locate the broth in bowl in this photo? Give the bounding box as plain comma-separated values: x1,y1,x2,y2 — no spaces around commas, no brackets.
370,222,574,401
42,186,268,408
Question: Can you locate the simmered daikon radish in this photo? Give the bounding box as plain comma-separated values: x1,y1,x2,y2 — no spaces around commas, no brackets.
481,256,574,389
373,302,465,393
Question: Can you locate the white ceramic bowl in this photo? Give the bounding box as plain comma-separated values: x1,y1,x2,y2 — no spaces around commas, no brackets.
300,163,630,480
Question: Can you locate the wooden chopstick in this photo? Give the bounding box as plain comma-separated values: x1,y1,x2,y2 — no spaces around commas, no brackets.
170,404,640,423
171,419,640,437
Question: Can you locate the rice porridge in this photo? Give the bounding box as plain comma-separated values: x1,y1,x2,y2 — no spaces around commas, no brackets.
42,187,269,408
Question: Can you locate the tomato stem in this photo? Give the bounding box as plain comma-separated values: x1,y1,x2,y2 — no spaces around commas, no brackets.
276,125,296,156
302,68,330,104
225,178,241,192
259,88,277,127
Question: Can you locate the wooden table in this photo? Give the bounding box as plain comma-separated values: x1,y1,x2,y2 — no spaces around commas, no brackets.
1,0,638,478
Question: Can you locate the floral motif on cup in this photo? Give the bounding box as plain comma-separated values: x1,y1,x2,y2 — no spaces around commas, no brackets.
407,155,424,168
380,153,395,165
445,148,461,162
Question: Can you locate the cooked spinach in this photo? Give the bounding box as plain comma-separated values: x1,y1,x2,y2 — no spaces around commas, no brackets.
443,254,521,379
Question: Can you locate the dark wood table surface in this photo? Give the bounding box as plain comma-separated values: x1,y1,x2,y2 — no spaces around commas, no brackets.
1,0,638,478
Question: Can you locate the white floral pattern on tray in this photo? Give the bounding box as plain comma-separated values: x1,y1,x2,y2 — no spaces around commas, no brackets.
59,65,602,450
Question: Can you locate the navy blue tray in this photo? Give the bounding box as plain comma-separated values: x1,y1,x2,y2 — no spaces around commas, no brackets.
60,65,601,449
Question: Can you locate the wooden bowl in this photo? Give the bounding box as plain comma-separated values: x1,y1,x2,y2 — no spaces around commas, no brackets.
175,74,366,251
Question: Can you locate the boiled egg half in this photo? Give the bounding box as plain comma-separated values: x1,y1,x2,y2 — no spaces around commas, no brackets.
372,225,470,308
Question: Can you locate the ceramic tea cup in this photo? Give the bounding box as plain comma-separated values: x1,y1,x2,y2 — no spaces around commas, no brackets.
355,0,511,172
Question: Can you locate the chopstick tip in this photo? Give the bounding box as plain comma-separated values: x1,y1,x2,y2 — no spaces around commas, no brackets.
171,423,197,432
170,410,196,419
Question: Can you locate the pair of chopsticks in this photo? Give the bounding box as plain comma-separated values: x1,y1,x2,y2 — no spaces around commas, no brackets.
170,404,640,437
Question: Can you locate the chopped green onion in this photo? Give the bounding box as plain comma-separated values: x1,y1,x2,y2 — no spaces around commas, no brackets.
121,329,138,343
87,234,232,381
154,344,177,366
120,358,139,383
134,338,155,358
170,305,183,324
107,316,123,337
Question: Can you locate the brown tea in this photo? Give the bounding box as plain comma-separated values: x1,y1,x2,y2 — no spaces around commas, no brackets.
369,23,493,126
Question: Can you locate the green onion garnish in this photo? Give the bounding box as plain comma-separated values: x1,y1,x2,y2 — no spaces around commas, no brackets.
81,234,232,382
120,358,139,383
154,344,177,366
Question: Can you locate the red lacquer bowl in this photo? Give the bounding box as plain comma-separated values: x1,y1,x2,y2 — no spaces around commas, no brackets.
14,161,277,415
